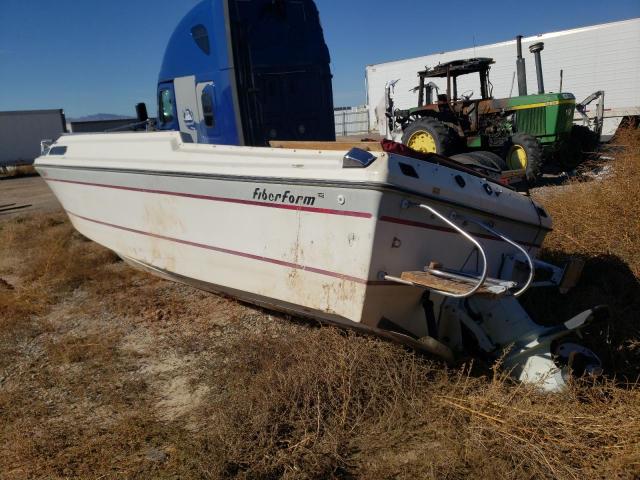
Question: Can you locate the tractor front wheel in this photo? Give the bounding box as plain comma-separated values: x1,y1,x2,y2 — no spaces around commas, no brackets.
503,133,543,181
402,117,457,156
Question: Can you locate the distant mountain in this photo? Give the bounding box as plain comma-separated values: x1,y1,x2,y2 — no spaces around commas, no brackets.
69,113,133,122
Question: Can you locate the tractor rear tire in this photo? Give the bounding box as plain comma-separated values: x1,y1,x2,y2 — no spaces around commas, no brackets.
502,133,543,181
402,117,457,156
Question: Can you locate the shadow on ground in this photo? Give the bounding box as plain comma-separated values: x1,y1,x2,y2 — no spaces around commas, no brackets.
522,251,640,382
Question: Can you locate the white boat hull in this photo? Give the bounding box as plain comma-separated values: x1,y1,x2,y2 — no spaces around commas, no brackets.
38,134,546,331
36,132,605,390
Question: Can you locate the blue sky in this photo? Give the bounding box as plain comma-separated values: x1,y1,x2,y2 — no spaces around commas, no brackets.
0,0,637,117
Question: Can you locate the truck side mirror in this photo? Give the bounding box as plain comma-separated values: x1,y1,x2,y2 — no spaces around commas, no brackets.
136,103,149,122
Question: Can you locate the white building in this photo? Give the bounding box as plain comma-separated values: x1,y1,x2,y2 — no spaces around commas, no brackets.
366,18,640,136
0,109,66,166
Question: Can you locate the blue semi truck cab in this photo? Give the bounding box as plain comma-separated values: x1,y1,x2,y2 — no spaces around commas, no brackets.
156,0,335,147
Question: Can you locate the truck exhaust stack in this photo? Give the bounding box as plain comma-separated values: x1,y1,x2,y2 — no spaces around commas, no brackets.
516,35,528,96
529,42,545,94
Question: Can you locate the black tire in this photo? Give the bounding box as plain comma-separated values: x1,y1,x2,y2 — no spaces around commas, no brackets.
551,125,599,171
468,151,508,171
502,133,543,181
450,153,484,167
401,117,457,156
570,125,600,154
450,151,505,173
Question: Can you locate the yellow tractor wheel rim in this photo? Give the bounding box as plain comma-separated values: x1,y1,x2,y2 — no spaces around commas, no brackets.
507,145,528,169
407,130,437,153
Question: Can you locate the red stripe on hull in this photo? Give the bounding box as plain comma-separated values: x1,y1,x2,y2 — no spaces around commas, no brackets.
46,178,372,219
66,210,396,286
46,177,540,260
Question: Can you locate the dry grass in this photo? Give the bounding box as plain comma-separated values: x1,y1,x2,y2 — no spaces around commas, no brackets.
527,128,640,380
539,128,640,275
0,214,117,344
193,327,639,479
1,129,639,479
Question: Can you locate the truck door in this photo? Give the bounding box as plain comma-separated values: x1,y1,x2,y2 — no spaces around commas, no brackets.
173,75,202,143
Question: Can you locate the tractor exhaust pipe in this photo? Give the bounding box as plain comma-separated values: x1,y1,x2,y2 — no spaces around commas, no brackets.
529,42,545,94
516,35,528,96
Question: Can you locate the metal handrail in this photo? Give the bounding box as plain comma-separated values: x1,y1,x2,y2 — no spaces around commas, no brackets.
389,200,535,298
400,201,489,298
460,217,535,297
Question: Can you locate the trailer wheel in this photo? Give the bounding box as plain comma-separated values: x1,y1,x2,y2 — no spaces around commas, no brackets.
402,117,457,156
503,133,543,181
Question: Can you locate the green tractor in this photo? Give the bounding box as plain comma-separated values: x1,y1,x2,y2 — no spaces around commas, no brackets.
386,36,598,182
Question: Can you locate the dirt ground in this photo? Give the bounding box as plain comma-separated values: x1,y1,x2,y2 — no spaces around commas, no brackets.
1,145,639,479
0,175,61,218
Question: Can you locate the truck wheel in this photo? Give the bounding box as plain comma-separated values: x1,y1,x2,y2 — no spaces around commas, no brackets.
402,117,457,156
503,133,543,181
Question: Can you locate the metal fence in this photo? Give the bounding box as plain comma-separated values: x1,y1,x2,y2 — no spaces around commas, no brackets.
334,106,369,137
